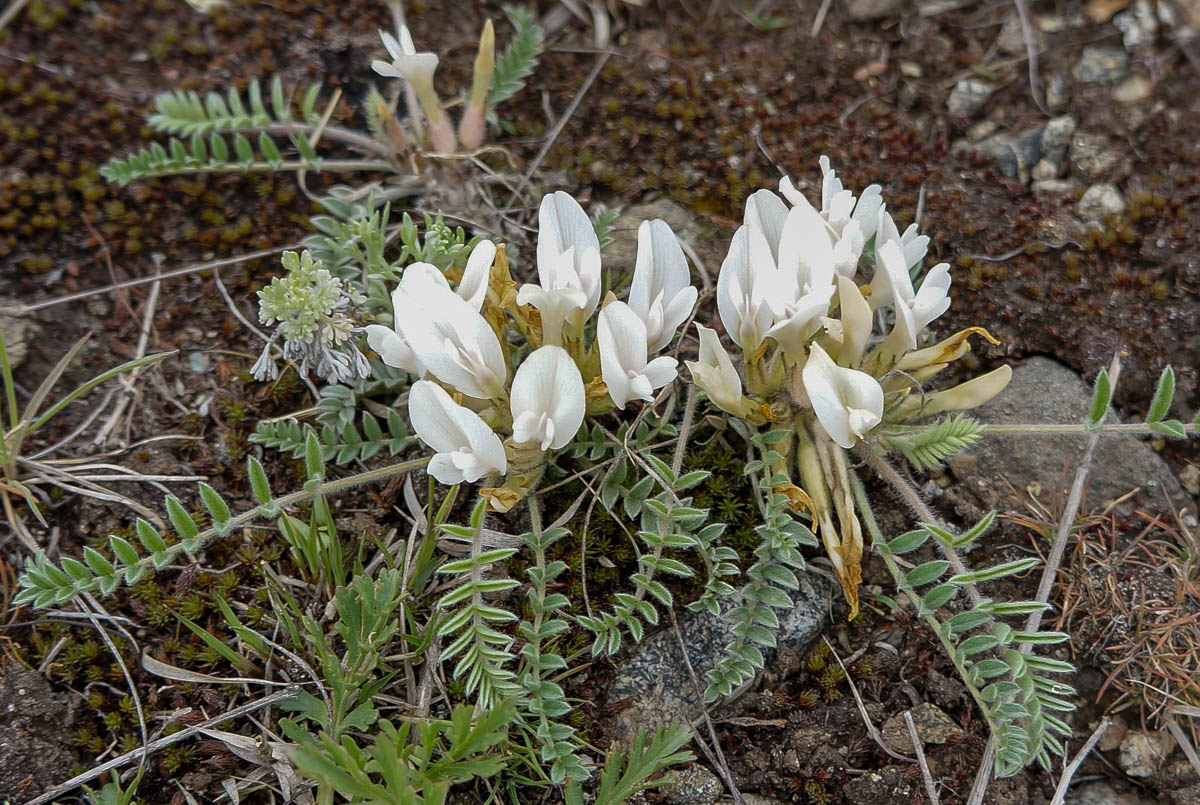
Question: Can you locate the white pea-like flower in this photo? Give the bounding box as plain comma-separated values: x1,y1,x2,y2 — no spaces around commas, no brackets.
509,346,585,451
763,206,837,361
716,224,775,354
685,324,747,416
409,379,507,484
869,208,931,307
802,341,884,449
394,274,508,400
372,27,455,153
598,301,678,409
628,219,698,354
518,192,602,346
877,241,952,351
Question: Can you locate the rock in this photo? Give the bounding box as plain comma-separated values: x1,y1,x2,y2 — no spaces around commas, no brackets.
0,667,80,801
946,357,1186,508
1032,178,1079,197
844,0,907,21
1074,46,1130,83
1076,182,1127,221
955,125,1044,184
1113,75,1153,103
606,573,831,742
1046,73,1069,110
880,703,961,754
842,767,920,804
1041,115,1077,164
1099,714,1130,752
997,13,1046,54
966,120,999,142
663,764,723,805
1032,158,1060,181
1070,133,1129,182
1067,781,1159,805
1168,784,1200,805
1182,464,1200,495
731,795,788,805
947,77,994,117
0,306,31,369
1114,0,1159,50
1118,730,1169,777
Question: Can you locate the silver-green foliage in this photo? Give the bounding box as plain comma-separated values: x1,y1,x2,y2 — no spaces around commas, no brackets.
705,429,816,701
435,500,522,710
579,456,712,654
279,569,404,738
251,410,415,466
874,514,1075,777
881,414,984,472
100,78,337,185
517,515,587,783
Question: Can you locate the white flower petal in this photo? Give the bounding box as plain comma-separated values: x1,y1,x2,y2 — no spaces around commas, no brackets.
629,219,696,353
599,301,650,409
686,324,744,414
396,281,507,399
365,324,423,375
802,342,884,449
777,205,836,294
643,355,679,388
509,345,585,450
745,189,789,263
457,239,495,311
537,192,602,319
409,380,506,483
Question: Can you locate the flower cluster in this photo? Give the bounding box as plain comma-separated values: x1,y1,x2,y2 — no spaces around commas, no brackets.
367,192,697,511
253,250,370,384
689,156,1012,616
372,22,494,152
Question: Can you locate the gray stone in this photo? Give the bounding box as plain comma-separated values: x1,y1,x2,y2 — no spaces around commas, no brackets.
1113,75,1153,103
844,0,907,21
606,573,831,741
880,703,961,754
1040,115,1077,163
947,77,994,117
1118,730,1169,777
996,13,1046,54
1067,781,1158,805
955,125,1045,184
946,357,1185,508
1032,158,1060,181
1074,46,1130,83
1070,133,1129,182
1032,178,1079,197
663,764,723,805
0,667,80,801
1046,73,1069,110
0,305,30,369
1114,0,1159,50
1076,182,1127,221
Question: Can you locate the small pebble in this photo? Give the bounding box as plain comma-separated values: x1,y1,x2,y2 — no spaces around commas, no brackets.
1074,46,1129,83
947,77,993,117
1076,182,1127,220
1113,75,1153,103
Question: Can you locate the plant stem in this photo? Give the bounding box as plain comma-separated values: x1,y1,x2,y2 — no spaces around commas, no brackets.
858,448,980,606
32,456,430,598
849,471,995,737
980,422,1196,435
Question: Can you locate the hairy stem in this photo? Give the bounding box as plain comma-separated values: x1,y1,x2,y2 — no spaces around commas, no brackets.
859,448,981,606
